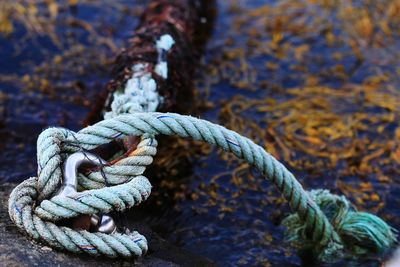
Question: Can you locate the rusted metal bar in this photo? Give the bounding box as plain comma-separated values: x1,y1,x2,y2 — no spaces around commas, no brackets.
85,0,215,125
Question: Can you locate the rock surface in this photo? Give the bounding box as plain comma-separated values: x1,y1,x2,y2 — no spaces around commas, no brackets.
0,183,216,267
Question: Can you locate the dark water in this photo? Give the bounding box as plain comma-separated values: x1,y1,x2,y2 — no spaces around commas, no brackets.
1,0,400,266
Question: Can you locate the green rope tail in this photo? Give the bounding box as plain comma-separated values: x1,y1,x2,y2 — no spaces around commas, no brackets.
8,112,397,262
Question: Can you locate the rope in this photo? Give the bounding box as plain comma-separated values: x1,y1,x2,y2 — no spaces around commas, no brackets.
8,112,397,262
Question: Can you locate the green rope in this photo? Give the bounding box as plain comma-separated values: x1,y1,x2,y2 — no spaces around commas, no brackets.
8,112,397,262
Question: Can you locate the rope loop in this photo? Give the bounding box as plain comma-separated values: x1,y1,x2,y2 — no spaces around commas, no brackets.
9,126,156,257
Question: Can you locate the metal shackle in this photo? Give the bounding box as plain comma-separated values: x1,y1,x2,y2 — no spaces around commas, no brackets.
60,151,117,234
90,214,117,234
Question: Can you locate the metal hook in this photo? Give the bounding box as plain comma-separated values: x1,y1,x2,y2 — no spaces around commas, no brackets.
60,151,117,234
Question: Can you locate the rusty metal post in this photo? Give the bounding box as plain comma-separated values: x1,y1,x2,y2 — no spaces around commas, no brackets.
85,0,215,125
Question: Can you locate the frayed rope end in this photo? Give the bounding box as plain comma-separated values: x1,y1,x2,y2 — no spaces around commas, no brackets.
282,189,397,262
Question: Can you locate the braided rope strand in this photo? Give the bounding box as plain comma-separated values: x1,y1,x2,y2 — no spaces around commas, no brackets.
77,135,158,189
73,113,339,244
9,177,148,258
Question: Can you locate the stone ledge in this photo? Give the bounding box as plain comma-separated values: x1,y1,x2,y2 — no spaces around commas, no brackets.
0,183,216,267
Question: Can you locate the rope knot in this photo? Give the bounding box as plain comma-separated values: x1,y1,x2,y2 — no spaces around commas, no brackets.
9,126,158,258
282,189,397,262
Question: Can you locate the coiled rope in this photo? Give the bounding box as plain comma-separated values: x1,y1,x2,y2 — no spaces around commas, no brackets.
9,112,397,262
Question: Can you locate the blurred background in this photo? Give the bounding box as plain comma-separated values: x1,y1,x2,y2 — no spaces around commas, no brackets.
0,0,400,266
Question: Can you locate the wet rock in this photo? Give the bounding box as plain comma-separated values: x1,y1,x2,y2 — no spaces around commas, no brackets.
0,183,216,267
